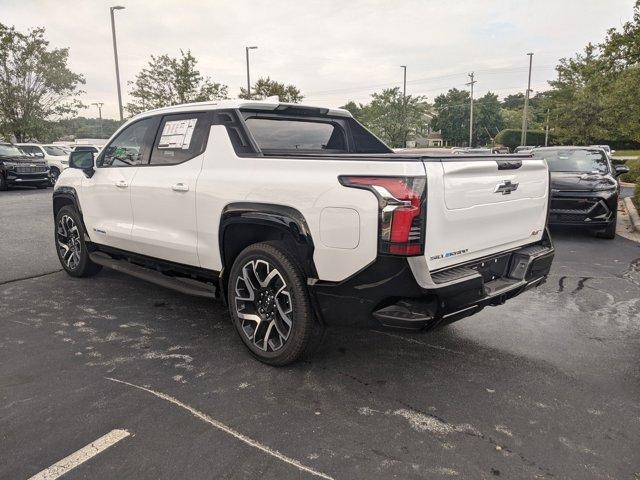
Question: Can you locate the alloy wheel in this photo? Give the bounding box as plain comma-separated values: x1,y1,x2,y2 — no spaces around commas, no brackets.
234,259,293,352
56,214,82,270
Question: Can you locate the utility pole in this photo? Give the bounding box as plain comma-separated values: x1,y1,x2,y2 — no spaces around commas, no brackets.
544,108,550,147
521,52,534,146
466,72,476,147
245,46,258,99
92,102,104,138
110,6,125,121
400,65,407,148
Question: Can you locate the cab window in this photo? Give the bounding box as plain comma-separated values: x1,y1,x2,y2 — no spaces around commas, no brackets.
98,118,156,168
149,112,209,166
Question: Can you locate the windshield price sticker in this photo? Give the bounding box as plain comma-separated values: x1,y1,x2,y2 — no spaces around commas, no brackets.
158,119,197,150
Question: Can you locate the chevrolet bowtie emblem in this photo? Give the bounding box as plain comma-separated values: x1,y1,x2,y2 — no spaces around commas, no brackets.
494,179,519,195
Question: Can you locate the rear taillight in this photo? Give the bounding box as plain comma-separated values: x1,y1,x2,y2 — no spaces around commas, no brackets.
339,175,426,256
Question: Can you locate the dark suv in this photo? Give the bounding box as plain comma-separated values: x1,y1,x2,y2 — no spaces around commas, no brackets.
0,143,50,190
532,146,629,239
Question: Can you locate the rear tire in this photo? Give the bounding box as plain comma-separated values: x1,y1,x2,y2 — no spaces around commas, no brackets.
227,242,317,366
55,206,102,277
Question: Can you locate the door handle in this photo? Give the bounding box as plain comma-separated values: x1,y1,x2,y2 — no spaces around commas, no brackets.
115,180,128,188
171,183,189,192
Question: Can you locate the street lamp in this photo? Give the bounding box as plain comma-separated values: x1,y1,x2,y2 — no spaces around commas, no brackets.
245,46,258,99
91,102,104,138
110,6,125,121
400,65,407,148
521,52,534,146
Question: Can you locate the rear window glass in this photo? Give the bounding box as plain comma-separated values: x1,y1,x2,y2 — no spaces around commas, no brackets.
533,149,609,174
244,118,346,152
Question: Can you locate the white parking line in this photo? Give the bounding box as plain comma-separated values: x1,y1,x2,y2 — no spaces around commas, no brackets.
106,377,335,480
27,429,130,480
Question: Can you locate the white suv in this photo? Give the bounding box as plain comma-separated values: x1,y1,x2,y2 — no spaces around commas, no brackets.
53,100,554,365
17,143,69,185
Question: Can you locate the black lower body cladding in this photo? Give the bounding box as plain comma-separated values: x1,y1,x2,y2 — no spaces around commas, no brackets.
309,236,554,331
548,190,618,228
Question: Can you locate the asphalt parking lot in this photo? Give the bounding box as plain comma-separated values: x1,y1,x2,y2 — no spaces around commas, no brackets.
1,188,639,480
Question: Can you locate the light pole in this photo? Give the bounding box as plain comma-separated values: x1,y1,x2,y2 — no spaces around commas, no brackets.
521,52,534,146
92,102,104,138
110,6,125,121
466,72,476,147
400,65,407,148
245,46,258,99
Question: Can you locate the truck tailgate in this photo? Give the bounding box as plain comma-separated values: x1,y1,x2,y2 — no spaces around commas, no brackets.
423,158,549,271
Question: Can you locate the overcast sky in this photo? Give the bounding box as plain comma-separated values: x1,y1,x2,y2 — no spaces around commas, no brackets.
2,0,635,119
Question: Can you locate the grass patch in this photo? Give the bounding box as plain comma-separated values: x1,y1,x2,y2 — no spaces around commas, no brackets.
619,159,640,184
614,149,640,159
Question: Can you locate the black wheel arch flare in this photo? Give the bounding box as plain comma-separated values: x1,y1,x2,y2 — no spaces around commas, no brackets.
218,202,318,282
52,187,90,241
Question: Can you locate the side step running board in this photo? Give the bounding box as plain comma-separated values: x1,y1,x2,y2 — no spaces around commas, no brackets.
89,252,217,299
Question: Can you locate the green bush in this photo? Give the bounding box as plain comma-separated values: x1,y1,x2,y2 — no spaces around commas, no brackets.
620,159,640,184
495,129,548,150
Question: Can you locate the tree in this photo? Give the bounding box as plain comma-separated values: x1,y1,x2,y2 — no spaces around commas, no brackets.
501,93,525,110
430,88,470,146
345,88,428,148
126,50,228,116
541,1,640,144
0,24,84,142
340,101,363,120
473,92,504,146
239,77,303,102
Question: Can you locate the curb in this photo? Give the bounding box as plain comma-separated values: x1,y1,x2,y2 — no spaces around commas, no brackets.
622,197,640,232
620,181,636,188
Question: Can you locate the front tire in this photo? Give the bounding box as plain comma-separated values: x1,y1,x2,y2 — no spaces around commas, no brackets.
0,173,7,191
595,214,617,239
49,167,60,186
55,206,102,277
227,242,315,366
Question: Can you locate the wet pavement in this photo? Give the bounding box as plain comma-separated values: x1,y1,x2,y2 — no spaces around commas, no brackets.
1,188,639,479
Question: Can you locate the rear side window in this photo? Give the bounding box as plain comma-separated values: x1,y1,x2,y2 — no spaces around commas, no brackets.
150,112,210,166
244,117,347,152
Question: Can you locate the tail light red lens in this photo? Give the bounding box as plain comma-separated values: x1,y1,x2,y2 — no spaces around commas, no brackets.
339,176,426,256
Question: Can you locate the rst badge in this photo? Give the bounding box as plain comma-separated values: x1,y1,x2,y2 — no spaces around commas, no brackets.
494,179,519,195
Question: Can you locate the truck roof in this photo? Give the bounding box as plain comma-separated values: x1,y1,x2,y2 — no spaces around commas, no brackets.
131,100,353,120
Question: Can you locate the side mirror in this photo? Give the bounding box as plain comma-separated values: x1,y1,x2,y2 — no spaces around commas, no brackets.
69,150,95,177
614,164,629,177
34,151,45,158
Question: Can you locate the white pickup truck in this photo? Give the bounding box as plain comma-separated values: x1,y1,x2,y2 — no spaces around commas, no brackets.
53,100,554,365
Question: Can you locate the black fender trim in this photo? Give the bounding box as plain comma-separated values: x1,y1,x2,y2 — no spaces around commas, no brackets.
219,202,318,278
52,187,90,241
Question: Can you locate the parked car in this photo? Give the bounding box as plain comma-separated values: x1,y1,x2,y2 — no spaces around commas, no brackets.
71,145,101,154
532,146,629,239
590,145,615,157
0,143,50,190
461,147,493,155
514,145,536,153
492,146,510,154
17,143,69,185
53,100,554,365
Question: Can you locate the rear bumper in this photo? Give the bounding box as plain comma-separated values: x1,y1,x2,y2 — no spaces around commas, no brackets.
310,236,554,330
